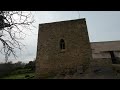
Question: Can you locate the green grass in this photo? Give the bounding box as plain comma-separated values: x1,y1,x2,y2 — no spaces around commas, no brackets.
0,67,35,79
1,73,35,79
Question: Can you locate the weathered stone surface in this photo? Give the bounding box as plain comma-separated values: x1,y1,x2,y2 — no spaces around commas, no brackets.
35,18,92,79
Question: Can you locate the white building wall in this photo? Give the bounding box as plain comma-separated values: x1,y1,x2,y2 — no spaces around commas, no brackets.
91,41,120,59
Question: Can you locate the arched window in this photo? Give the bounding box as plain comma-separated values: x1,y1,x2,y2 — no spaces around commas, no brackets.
60,39,65,50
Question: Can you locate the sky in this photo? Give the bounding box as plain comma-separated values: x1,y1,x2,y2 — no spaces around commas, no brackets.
1,11,120,63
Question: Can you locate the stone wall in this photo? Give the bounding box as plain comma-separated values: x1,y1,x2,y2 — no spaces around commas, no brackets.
35,19,92,78
91,58,112,67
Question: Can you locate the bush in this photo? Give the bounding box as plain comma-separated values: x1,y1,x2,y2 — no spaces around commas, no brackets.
0,63,15,78
25,75,30,78
25,74,35,79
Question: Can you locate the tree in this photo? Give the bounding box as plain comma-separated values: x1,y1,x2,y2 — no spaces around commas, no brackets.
0,11,34,62
25,60,35,71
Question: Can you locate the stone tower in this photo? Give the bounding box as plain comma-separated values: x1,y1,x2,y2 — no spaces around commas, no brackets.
35,18,92,78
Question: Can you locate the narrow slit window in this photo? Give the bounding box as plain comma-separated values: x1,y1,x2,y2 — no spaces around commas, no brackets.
60,39,65,50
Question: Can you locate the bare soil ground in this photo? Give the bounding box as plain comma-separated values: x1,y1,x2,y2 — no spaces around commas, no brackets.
52,66,120,79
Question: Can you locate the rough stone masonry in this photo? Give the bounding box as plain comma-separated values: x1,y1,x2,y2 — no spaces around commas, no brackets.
35,18,92,79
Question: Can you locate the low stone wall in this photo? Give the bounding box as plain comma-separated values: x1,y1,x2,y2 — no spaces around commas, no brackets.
112,64,120,72
91,58,112,67
89,58,113,73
